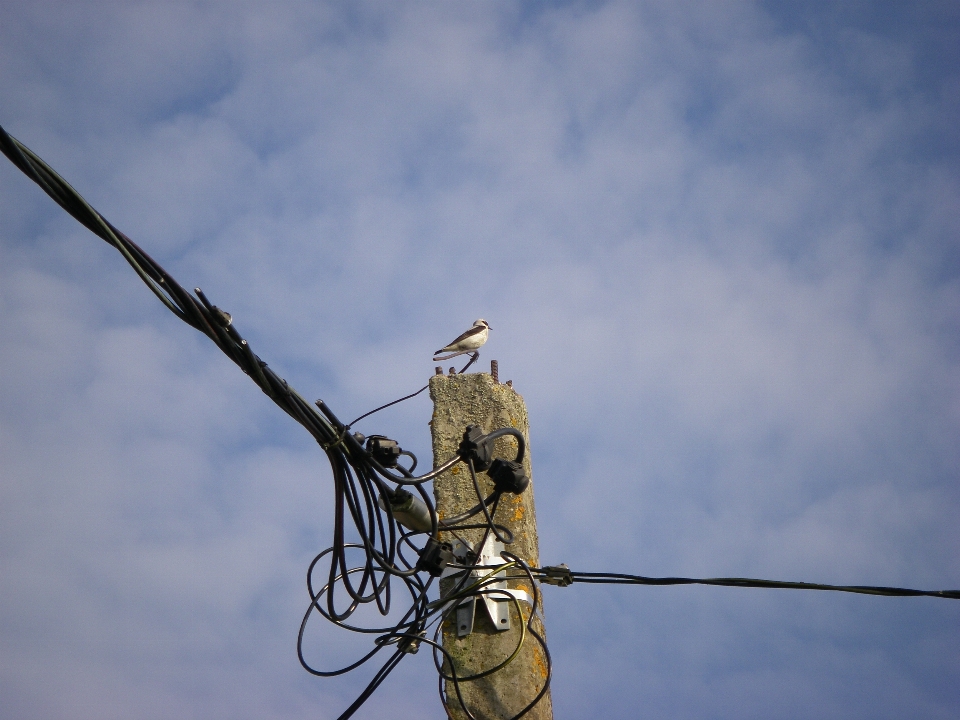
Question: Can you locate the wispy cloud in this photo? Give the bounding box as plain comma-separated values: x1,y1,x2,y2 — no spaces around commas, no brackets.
2,2,958,718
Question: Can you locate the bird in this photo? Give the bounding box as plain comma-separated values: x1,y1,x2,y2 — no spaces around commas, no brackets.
433,319,491,361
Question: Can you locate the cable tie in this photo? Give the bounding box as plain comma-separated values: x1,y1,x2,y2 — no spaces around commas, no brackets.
320,428,349,452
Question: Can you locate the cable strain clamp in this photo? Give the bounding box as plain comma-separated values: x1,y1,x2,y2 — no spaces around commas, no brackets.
458,424,494,471
542,564,573,587
417,538,455,577
366,435,402,468
488,458,529,494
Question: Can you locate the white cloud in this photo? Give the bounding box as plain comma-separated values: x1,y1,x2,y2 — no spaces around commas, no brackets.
1,1,958,718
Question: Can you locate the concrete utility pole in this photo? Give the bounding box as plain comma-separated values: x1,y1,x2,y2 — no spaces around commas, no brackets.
429,363,553,720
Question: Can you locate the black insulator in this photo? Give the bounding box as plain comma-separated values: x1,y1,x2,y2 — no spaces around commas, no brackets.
416,538,454,577
488,458,529,495
366,435,401,468
458,424,494,471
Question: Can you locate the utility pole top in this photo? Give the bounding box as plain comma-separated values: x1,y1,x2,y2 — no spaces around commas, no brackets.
430,371,539,568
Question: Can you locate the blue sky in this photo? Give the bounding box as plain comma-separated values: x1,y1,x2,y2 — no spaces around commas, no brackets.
1,2,958,719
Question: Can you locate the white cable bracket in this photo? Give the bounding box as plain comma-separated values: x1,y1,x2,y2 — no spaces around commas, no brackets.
444,535,531,638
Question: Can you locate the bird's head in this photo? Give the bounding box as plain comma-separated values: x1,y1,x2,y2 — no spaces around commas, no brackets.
473,319,491,329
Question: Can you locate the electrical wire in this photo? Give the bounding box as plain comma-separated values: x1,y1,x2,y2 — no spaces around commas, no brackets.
530,566,960,599
347,352,485,429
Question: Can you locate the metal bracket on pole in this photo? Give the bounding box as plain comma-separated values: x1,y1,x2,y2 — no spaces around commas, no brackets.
444,535,531,638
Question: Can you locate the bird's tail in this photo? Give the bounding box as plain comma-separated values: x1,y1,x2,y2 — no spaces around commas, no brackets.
433,349,472,361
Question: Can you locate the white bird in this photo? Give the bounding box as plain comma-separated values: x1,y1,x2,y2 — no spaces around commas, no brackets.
434,319,491,361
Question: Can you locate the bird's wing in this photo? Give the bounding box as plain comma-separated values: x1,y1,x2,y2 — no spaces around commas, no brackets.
441,325,486,348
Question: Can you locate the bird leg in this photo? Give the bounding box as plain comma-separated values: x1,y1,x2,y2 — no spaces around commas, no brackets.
457,352,479,374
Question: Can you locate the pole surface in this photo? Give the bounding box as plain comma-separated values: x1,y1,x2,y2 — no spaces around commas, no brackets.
430,369,553,720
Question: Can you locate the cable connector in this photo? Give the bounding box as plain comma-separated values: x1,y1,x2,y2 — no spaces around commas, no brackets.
458,425,493,471
397,629,426,655
378,488,433,534
541,564,573,587
488,458,529,494
417,538,454,577
366,435,401,468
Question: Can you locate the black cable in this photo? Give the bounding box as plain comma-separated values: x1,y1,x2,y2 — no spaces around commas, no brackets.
346,352,485,429
468,460,511,545
532,567,960,599
347,384,429,428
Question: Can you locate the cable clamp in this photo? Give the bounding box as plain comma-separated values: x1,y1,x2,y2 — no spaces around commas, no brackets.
366,435,402,468
458,425,494,471
397,629,426,655
488,458,529,495
541,564,573,587
417,538,455,577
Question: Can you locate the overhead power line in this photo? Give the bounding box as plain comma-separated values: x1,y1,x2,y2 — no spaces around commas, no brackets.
533,565,960,599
